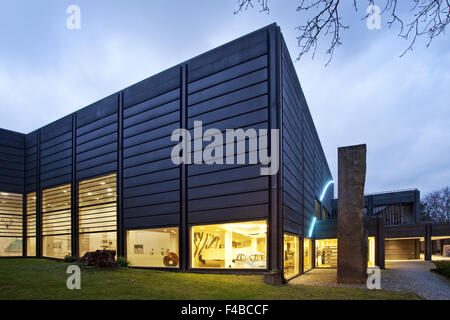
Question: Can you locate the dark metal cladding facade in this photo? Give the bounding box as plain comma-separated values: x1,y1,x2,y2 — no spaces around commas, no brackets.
0,24,335,272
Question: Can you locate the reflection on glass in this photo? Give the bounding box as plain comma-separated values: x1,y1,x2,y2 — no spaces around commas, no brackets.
0,192,23,257
304,238,313,272
78,174,117,256
79,232,117,257
284,234,300,278
368,237,376,267
0,237,22,256
315,239,338,268
127,227,179,268
42,184,71,258
27,237,36,256
191,221,267,269
43,235,71,259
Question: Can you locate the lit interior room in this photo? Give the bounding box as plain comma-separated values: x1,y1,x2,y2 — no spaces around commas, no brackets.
191,221,267,269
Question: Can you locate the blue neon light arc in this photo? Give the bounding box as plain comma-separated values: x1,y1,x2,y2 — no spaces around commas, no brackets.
308,217,317,238
319,180,334,201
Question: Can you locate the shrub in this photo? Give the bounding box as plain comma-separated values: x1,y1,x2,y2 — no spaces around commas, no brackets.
116,256,130,267
64,255,80,263
433,261,450,278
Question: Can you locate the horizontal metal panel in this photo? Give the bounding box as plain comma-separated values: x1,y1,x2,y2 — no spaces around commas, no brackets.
0,160,24,171
188,165,263,188
188,28,267,82
77,122,117,145
76,132,116,154
0,129,25,148
0,153,24,164
123,111,179,139
188,204,269,224
188,82,268,117
189,55,268,94
124,190,179,209
123,145,173,169
124,88,180,118
188,68,268,106
123,158,177,178
76,142,117,163
124,179,179,199
188,176,268,200
188,190,267,212
187,95,268,129
123,202,179,219
123,66,180,108
124,213,179,230
284,218,302,237
0,145,24,157
40,115,72,143
123,122,180,149
40,149,72,166
40,165,71,181
76,94,118,128
40,140,72,159
123,168,179,189
123,135,175,160
40,131,72,151
76,152,117,171
40,174,72,189
124,99,179,129
76,162,117,181
39,157,72,174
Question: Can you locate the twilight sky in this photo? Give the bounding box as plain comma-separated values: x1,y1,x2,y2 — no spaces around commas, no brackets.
0,1,448,196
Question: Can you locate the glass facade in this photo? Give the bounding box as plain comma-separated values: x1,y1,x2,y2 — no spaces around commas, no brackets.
304,238,313,272
26,193,36,256
78,174,117,257
127,227,179,268
283,234,300,278
368,236,376,267
0,192,23,257
315,239,338,268
42,184,71,259
191,221,267,269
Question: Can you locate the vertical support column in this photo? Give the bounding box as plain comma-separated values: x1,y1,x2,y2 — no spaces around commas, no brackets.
71,114,78,257
117,92,125,257
337,144,367,284
267,25,282,272
300,237,304,274
36,130,42,258
180,64,188,271
425,223,432,261
367,195,374,217
23,194,27,257
375,216,385,269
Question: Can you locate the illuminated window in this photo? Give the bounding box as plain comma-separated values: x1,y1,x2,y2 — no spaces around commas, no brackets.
127,227,179,268
368,237,375,267
78,174,117,257
191,221,267,269
26,193,36,256
315,239,338,268
304,238,313,272
0,192,23,257
284,234,300,278
42,184,71,259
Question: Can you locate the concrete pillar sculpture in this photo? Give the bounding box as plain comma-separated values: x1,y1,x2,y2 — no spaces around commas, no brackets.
337,144,367,283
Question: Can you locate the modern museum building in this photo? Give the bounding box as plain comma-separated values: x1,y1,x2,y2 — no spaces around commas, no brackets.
1,24,449,280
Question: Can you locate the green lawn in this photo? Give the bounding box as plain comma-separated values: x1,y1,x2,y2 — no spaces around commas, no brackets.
0,259,419,300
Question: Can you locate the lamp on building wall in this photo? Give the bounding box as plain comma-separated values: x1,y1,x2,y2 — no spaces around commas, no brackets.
319,180,334,202
308,217,317,238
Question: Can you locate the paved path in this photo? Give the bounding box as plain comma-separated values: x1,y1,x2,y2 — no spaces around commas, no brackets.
289,261,450,300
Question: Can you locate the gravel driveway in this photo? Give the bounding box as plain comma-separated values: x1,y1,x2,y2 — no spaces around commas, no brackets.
289,261,450,300
381,261,450,300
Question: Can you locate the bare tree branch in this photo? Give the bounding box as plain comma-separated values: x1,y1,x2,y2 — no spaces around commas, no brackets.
235,0,450,65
